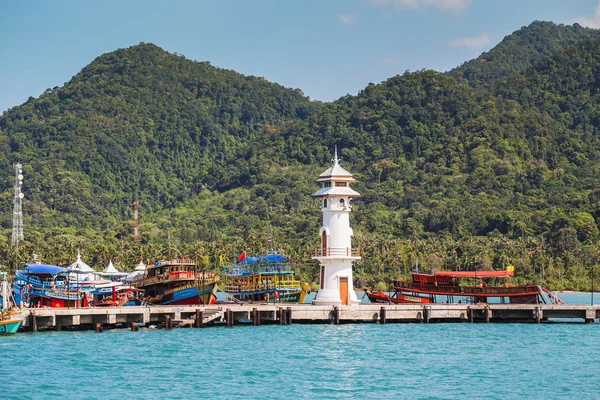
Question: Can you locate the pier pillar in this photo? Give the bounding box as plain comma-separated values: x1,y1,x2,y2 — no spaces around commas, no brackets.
286,307,292,325
585,308,596,324
130,322,139,332
279,308,285,325
534,307,543,324
253,308,260,326
333,306,340,325
30,314,37,332
485,307,491,323
423,305,431,323
380,307,386,324
95,323,103,333
195,309,203,328
54,324,61,332
165,315,172,330
226,309,233,327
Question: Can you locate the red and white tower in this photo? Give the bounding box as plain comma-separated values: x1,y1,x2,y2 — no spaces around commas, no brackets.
311,147,361,306
133,201,139,243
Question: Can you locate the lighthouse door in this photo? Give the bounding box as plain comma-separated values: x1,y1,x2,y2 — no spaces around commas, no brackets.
322,231,327,255
339,277,348,305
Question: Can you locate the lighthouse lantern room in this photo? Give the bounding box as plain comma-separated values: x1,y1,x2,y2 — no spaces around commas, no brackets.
311,147,361,306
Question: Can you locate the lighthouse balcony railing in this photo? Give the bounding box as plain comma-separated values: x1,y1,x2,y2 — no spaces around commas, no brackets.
312,247,361,257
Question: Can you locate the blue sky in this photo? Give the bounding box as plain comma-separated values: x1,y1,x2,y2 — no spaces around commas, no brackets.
1,0,600,113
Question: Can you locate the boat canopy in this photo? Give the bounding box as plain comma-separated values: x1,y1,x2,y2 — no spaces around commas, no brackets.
239,254,287,264
25,264,66,275
415,270,514,279
68,252,95,273
103,261,120,274
134,262,146,272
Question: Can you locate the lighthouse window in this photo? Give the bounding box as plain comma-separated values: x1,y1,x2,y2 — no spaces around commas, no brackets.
340,198,345,207
323,199,328,208
336,182,347,187
323,182,331,188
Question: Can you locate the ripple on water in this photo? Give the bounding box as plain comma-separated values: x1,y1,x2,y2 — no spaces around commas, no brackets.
2,323,600,399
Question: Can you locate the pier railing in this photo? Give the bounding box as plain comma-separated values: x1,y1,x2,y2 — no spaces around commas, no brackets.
312,247,361,257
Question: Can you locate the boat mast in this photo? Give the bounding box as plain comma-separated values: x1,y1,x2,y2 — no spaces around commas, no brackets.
1,272,8,312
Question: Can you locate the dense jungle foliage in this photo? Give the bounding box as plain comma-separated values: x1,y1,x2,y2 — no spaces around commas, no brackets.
1,21,600,291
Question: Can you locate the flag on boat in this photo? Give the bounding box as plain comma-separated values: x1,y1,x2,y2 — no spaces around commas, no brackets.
267,237,272,243
237,252,246,262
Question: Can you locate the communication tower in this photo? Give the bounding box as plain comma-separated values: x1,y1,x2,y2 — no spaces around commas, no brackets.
11,164,24,248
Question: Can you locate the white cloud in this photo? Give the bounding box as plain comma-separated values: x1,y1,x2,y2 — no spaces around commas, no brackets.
381,57,402,66
369,0,471,12
449,32,491,48
572,1,600,29
337,13,359,26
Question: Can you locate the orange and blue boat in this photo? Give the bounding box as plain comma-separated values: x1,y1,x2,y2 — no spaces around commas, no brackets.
134,258,218,305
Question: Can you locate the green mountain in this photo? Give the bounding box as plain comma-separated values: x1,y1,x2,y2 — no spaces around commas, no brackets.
451,21,600,89
1,22,600,290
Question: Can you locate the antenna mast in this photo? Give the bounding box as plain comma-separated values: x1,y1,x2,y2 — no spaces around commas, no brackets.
11,163,24,248
133,201,139,243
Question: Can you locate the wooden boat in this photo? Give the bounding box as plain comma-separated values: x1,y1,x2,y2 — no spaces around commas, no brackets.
367,268,563,305
134,258,218,305
366,289,430,304
1,272,22,334
223,253,309,303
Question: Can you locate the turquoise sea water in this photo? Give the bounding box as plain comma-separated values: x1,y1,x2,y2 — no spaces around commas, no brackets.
1,292,599,399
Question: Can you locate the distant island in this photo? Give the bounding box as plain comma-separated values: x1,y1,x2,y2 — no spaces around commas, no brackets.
1,21,599,291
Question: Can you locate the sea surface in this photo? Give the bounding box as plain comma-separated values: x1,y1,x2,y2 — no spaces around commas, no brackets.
1,292,599,399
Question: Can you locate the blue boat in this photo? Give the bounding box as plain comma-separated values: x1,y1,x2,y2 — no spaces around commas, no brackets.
223,253,309,303
13,264,87,308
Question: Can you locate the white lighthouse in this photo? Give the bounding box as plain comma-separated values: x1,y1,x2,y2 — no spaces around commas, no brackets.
312,147,361,306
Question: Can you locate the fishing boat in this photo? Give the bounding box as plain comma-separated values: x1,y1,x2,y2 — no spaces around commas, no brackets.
367,267,563,305
89,282,145,307
13,264,89,308
0,272,22,334
133,258,219,305
223,253,309,303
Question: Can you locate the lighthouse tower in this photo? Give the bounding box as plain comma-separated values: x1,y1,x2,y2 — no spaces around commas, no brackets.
312,147,361,306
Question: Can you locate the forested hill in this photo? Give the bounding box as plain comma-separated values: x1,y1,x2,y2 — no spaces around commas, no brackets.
0,43,317,226
451,21,600,89
1,22,600,291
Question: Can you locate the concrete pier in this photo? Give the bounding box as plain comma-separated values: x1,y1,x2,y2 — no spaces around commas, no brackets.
17,303,600,331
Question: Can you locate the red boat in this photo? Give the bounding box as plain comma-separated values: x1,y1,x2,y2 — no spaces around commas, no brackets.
367,268,563,305
366,289,430,304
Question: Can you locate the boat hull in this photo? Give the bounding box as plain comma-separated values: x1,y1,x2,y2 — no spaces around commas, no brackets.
231,287,309,304
0,310,22,334
367,290,430,304
0,319,21,334
148,283,217,306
